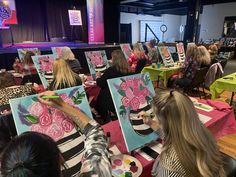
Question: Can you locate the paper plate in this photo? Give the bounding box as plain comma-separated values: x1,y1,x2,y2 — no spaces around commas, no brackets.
111,154,143,177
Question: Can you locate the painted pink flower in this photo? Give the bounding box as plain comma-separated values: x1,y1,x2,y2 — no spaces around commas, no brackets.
28,102,46,117
56,48,62,56
121,96,130,107
120,82,128,91
126,78,133,87
41,61,52,72
52,109,66,123
39,112,53,126
138,95,146,104
133,87,143,96
46,123,64,141
31,124,47,134
61,119,74,133
125,88,134,100
130,97,140,111
142,88,150,97
133,78,141,88
59,94,74,106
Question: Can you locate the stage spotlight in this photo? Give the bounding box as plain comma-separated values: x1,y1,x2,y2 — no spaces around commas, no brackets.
3,0,9,6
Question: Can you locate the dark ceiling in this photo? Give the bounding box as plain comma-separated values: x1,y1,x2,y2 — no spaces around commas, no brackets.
120,0,236,16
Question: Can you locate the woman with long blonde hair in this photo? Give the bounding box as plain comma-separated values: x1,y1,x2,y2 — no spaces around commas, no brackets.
197,45,211,67
141,89,226,177
49,59,82,90
96,50,132,123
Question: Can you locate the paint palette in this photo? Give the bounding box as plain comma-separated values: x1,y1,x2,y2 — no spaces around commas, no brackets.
111,154,143,177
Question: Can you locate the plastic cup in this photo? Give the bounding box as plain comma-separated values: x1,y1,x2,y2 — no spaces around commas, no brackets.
157,63,161,68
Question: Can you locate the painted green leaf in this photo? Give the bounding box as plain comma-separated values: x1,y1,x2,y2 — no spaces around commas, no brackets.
24,115,38,124
118,89,126,97
140,84,145,90
120,78,126,82
32,97,38,102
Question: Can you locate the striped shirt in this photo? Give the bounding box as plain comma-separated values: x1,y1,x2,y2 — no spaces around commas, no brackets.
152,147,187,177
79,120,112,177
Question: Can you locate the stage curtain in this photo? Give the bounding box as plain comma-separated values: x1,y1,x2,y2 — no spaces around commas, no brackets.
0,0,88,44
104,0,120,44
1,0,45,43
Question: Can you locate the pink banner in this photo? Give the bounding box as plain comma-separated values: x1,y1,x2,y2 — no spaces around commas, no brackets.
86,0,104,44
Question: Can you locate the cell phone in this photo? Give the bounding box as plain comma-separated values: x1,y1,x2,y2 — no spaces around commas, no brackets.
223,77,233,80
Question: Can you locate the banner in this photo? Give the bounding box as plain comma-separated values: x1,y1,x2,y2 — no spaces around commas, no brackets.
68,10,82,26
86,0,104,44
0,0,17,28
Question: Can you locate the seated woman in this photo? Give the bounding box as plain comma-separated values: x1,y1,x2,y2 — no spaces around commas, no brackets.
140,89,225,177
197,45,211,68
58,46,82,74
18,51,37,76
146,39,159,63
175,43,200,88
128,43,149,73
96,50,132,123
208,44,219,64
48,59,82,90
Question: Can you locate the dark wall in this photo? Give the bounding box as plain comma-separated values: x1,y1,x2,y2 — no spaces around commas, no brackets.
1,0,88,43
104,0,120,44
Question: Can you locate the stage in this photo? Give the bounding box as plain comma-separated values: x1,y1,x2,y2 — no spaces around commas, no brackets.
0,41,121,73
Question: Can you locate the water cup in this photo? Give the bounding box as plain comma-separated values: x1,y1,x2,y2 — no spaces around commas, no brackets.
157,63,161,68
152,63,156,68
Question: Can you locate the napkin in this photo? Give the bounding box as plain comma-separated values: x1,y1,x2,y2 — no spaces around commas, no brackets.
206,99,232,111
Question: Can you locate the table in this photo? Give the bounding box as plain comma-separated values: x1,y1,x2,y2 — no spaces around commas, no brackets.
141,65,181,87
102,99,236,177
210,72,236,105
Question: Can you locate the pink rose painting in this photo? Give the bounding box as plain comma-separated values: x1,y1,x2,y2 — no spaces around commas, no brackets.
176,43,186,62
107,73,157,152
10,86,93,176
117,75,152,115
15,88,86,142
85,50,109,79
38,56,54,72
120,44,132,59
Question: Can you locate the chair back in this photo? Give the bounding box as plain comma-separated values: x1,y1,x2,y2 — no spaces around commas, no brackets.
190,67,208,88
222,153,236,177
219,59,228,71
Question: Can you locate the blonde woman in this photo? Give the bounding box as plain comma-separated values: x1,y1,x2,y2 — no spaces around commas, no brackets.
49,59,82,90
58,47,82,74
197,45,211,67
96,50,133,123
141,89,226,177
128,43,148,73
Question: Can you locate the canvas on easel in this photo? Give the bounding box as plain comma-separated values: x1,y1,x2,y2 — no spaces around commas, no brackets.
84,50,109,80
32,54,55,88
120,43,132,59
17,48,40,61
107,73,158,152
51,46,66,58
176,42,186,62
158,46,175,67
9,85,93,177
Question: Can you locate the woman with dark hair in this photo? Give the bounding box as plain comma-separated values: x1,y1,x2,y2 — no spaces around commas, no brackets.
1,132,62,177
96,49,133,123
